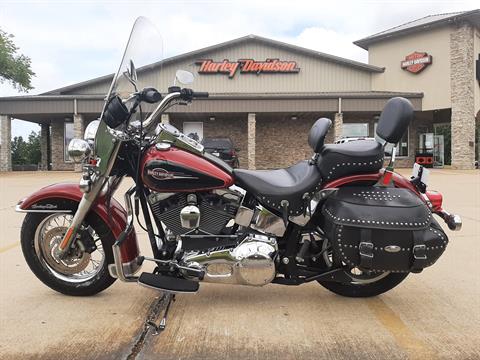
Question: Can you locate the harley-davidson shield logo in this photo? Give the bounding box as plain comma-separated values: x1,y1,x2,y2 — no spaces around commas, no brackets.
401,52,432,74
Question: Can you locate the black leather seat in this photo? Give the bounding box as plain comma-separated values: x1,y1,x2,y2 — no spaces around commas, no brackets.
317,140,384,182
233,161,322,216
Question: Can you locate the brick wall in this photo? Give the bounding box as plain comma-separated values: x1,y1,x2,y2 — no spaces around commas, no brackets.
255,115,319,169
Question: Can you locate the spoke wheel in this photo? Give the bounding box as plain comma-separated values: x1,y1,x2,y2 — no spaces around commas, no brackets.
21,203,116,296
34,214,105,282
318,239,408,297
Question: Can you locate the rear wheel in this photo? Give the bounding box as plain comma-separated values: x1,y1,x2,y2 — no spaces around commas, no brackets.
318,269,408,297
21,208,116,296
317,239,408,297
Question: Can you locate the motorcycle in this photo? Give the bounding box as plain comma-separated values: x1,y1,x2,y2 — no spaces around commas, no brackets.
16,17,462,328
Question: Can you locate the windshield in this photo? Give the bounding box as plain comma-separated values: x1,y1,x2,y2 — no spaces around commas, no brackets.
94,17,163,175
104,16,163,111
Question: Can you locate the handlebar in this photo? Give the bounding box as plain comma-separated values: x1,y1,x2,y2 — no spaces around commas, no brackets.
141,88,209,133
192,91,209,98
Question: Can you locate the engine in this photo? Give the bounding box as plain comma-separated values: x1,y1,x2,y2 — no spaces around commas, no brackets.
148,189,242,236
181,233,278,286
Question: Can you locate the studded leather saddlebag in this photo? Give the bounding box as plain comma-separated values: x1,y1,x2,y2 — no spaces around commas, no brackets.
321,186,448,272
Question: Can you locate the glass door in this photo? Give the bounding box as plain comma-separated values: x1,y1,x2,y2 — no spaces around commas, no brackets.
433,135,444,168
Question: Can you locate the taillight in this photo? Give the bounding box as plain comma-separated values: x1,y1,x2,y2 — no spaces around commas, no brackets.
426,190,443,212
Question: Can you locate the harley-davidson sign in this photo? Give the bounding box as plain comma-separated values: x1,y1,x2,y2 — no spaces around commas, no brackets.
196,58,300,78
401,52,432,74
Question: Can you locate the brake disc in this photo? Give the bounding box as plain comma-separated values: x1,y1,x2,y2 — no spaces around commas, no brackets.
40,227,91,275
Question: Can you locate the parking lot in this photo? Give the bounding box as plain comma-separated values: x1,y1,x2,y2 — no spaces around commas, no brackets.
0,169,479,360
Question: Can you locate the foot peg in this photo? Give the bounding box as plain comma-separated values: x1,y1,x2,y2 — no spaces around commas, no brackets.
146,293,175,335
138,272,199,293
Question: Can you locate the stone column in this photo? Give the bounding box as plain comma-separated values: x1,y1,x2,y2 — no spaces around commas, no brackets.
50,121,73,171
40,124,49,170
161,114,170,124
333,112,343,141
0,115,12,172
73,114,85,172
450,22,476,169
247,113,256,170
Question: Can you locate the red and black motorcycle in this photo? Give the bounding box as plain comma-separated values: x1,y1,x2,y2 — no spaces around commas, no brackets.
16,17,461,330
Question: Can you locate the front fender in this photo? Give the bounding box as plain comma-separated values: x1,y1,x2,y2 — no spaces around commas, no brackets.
17,182,139,263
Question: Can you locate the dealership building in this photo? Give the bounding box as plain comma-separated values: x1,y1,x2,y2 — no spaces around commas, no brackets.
1,10,479,171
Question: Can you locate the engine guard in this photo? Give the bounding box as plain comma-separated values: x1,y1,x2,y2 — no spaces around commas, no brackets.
16,182,140,267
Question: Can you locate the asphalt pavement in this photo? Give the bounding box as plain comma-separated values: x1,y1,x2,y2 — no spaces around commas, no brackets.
0,169,479,360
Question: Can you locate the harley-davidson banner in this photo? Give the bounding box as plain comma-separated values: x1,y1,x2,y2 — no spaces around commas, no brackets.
400,52,433,74
196,58,300,78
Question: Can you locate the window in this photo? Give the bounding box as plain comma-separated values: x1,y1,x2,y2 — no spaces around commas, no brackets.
374,123,409,157
342,123,369,138
64,122,74,162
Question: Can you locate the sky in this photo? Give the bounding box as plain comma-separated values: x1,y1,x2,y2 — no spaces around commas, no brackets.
0,0,478,138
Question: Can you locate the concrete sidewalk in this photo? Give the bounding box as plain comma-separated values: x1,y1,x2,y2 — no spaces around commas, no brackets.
0,170,479,359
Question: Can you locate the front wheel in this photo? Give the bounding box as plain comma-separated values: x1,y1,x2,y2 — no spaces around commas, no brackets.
318,268,408,298
21,209,116,296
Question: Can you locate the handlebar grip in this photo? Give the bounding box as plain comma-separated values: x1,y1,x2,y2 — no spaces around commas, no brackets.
192,92,209,98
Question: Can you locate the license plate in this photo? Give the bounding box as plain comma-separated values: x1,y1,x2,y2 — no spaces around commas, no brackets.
212,152,220,157
412,163,429,185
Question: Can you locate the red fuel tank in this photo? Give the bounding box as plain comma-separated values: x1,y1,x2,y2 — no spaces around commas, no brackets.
141,145,234,192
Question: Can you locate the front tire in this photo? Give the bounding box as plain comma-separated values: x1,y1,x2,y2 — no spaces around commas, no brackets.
21,208,116,296
318,271,408,298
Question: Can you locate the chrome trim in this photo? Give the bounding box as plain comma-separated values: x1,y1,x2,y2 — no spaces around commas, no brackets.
111,185,139,282
108,257,141,278
143,92,182,133
183,234,277,286
451,214,462,231
15,204,72,213
234,206,254,227
180,205,200,229
250,206,286,237
289,189,338,226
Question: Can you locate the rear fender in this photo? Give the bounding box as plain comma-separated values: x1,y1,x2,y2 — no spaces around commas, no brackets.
321,170,419,194
17,182,139,263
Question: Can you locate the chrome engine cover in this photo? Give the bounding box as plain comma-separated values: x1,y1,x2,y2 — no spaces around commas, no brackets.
182,234,277,286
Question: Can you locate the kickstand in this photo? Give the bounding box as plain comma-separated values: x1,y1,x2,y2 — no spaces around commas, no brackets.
146,293,176,335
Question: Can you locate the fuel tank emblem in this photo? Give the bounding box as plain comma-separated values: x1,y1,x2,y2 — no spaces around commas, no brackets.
384,245,401,253
147,167,198,181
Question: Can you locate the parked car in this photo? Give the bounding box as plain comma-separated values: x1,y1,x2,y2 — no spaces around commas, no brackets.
202,137,240,168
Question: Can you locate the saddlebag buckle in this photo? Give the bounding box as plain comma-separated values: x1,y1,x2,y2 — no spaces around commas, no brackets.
359,241,374,258
413,244,427,260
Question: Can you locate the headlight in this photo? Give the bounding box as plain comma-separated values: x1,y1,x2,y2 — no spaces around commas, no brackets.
67,138,91,163
84,120,100,141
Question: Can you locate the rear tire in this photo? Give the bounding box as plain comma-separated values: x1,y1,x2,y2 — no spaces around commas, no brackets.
20,207,116,296
318,272,408,297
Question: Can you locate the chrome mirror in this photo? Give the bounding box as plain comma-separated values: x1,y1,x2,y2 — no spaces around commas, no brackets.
125,59,138,87
175,70,194,85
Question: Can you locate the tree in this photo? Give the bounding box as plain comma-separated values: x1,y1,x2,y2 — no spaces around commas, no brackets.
0,28,35,92
11,131,41,165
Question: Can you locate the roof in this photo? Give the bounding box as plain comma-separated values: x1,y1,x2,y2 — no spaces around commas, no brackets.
354,9,480,49
1,91,422,102
42,34,384,95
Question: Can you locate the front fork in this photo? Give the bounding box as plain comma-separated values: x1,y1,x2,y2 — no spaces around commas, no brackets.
57,174,109,256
